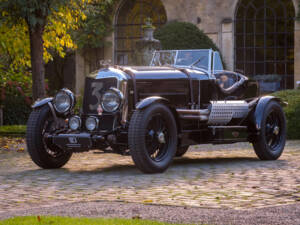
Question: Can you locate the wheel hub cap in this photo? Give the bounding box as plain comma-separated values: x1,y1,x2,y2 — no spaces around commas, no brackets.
157,132,166,144
273,126,280,135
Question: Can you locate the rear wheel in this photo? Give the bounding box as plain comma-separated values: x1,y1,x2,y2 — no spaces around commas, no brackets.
253,101,286,160
128,103,177,173
26,105,72,168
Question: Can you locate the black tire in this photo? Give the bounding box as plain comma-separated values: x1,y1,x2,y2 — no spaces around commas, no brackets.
253,101,286,160
176,146,189,157
26,105,72,169
128,103,177,173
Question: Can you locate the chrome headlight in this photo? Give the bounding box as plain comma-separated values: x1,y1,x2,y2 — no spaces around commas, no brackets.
69,116,81,130
53,89,75,114
85,116,98,131
101,88,123,112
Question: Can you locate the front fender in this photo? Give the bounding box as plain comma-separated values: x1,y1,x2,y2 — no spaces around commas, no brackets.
253,96,286,130
32,97,53,109
136,96,170,110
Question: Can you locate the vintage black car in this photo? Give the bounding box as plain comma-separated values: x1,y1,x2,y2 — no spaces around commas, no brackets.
26,49,287,173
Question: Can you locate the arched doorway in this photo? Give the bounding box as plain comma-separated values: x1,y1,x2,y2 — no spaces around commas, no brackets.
114,0,167,65
235,0,295,89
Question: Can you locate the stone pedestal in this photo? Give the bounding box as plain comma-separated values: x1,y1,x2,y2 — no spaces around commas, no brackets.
132,28,161,66
221,21,234,70
75,51,86,95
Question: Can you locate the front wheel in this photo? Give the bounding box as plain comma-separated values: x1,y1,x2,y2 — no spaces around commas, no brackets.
253,101,286,160
128,103,177,173
26,105,72,169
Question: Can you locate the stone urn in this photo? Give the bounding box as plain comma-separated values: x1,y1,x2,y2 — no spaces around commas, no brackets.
143,27,155,41
142,18,156,41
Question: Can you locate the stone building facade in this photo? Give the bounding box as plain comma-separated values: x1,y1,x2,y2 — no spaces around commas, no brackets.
75,0,300,93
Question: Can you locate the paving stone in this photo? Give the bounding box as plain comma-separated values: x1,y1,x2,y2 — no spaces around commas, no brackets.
0,139,300,212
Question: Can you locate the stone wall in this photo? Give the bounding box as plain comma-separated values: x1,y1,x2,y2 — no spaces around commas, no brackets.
74,0,300,93
161,0,237,70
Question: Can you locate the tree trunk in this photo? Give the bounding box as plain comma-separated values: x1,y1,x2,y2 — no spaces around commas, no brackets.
29,25,46,100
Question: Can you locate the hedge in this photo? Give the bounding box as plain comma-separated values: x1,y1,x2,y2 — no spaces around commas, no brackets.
154,21,225,68
0,125,26,136
1,82,32,125
272,89,300,140
154,21,219,51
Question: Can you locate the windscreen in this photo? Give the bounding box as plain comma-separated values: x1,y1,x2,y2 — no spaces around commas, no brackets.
151,51,177,66
151,50,210,71
175,50,210,70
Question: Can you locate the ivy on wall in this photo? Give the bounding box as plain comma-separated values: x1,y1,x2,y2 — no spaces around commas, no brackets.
73,0,117,50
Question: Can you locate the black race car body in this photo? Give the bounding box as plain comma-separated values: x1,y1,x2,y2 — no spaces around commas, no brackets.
27,49,287,173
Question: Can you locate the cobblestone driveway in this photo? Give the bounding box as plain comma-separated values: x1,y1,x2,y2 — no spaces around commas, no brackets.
0,140,300,213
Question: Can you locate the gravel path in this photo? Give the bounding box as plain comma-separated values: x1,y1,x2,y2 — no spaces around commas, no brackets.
1,201,300,225
1,139,300,224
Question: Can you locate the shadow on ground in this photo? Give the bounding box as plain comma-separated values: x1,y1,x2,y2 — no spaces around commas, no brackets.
5,155,287,178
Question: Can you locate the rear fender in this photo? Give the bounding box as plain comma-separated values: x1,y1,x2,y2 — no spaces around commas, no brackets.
253,96,287,130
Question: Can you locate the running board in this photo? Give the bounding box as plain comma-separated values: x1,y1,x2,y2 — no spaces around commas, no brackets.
208,126,249,143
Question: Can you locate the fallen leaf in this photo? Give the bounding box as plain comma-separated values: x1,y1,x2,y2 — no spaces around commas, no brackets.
17,147,25,152
143,199,153,203
132,215,141,219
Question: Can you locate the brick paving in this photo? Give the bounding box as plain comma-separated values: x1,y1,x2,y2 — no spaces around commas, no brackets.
0,139,300,213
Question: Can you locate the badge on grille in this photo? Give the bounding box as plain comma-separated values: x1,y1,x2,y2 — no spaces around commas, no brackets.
68,137,78,144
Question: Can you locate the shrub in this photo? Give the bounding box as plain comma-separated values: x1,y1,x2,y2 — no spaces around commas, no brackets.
154,21,219,51
0,82,32,125
272,89,300,140
0,125,26,136
0,69,33,125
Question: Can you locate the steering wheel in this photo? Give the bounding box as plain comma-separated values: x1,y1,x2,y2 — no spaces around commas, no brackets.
215,72,248,95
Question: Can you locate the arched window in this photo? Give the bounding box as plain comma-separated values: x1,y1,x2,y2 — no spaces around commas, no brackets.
235,0,295,89
115,0,167,65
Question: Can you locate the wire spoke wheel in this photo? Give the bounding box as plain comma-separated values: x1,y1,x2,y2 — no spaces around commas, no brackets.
265,110,282,151
26,105,72,169
252,101,286,160
128,103,177,173
145,113,169,162
42,118,63,158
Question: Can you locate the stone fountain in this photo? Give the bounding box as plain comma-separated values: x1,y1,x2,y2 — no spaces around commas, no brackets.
132,18,161,66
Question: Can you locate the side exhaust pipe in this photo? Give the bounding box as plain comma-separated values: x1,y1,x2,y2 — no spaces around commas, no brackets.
176,109,210,121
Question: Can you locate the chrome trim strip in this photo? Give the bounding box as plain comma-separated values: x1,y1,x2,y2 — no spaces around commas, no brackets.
208,49,212,78
120,81,128,125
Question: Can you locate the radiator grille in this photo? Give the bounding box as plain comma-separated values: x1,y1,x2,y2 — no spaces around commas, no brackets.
82,77,117,114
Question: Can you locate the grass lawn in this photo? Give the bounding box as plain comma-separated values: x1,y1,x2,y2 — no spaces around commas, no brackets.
0,216,190,225
0,125,26,136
